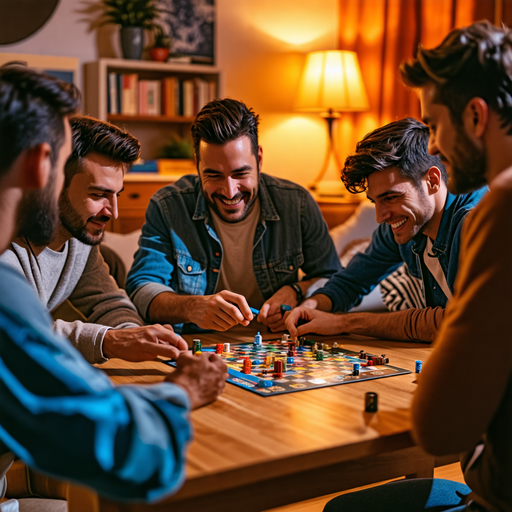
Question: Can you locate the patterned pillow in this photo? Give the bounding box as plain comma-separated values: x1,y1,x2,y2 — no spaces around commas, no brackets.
380,264,426,311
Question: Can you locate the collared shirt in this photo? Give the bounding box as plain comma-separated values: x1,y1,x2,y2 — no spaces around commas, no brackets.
0,261,192,502
126,173,342,329
315,188,487,312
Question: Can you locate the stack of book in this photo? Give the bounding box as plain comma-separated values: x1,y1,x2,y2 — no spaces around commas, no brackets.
107,73,217,117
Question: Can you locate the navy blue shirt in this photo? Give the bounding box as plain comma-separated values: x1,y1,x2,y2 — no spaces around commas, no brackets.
315,188,487,312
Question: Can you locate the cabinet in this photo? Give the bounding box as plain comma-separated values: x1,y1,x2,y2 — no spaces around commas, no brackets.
84,58,222,160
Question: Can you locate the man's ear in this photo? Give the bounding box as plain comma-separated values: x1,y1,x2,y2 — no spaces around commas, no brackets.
257,145,263,170
425,166,442,194
21,143,52,189
463,98,488,139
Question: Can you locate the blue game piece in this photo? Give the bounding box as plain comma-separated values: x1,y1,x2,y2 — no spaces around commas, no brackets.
353,362,360,376
250,307,260,317
415,360,423,373
287,357,294,364
252,359,263,365
280,304,291,315
254,331,262,346
258,379,273,388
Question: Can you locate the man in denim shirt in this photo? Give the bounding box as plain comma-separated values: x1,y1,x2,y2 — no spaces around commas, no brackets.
126,99,341,332
286,118,486,342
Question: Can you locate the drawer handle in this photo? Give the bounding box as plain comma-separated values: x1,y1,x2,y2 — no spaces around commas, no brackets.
128,192,140,199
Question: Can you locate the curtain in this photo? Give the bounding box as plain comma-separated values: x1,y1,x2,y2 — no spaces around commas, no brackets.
336,0,512,161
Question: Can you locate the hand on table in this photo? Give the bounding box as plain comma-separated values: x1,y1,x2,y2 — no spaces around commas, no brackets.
166,351,228,409
192,290,253,331
285,306,344,338
102,324,188,361
257,285,297,332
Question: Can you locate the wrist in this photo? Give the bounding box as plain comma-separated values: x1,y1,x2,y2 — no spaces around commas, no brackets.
288,283,304,304
311,293,333,312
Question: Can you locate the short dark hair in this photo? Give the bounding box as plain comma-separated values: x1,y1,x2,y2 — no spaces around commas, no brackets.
341,117,447,194
191,98,260,162
65,116,141,187
0,65,80,178
400,20,512,132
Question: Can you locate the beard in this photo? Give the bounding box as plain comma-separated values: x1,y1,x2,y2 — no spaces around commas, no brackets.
446,129,487,195
17,176,60,247
58,189,108,246
204,190,258,223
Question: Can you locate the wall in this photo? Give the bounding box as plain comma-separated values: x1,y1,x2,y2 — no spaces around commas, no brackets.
1,0,340,187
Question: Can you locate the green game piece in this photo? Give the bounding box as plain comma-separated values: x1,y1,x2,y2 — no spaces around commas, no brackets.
316,350,324,361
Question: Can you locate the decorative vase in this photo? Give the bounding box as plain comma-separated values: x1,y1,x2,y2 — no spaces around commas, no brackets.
120,26,143,60
150,47,170,62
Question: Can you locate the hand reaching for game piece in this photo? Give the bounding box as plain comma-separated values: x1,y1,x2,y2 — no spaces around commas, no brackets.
258,285,298,331
166,351,228,409
102,324,188,361
192,290,253,331
285,306,346,338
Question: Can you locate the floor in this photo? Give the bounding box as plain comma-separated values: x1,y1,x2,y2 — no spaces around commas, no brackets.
264,463,465,512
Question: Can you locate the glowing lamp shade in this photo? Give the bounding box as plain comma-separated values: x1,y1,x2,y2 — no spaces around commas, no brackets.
295,50,369,113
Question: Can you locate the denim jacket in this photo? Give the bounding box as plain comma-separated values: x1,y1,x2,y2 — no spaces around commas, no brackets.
126,173,341,322
315,188,487,312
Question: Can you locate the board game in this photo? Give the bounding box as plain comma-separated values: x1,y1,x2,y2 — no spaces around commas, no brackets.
164,336,412,397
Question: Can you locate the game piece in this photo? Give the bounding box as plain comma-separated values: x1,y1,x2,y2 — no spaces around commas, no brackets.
163,339,411,397
365,392,378,412
353,363,360,376
254,332,262,346
415,360,422,373
192,339,201,354
359,350,367,359
287,345,296,357
274,360,283,377
243,358,252,374
215,344,224,354
316,350,324,361
333,342,338,348
312,342,318,354
317,342,324,351
280,304,291,315
250,307,260,318
282,334,290,342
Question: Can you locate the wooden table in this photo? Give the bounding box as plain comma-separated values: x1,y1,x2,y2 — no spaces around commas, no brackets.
66,327,449,512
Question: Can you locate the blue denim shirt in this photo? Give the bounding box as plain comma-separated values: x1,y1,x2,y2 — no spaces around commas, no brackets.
314,188,487,312
126,173,341,323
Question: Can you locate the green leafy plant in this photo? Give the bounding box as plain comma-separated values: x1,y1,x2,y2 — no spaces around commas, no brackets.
101,0,167,28
152,24,171,49
159,134,194,159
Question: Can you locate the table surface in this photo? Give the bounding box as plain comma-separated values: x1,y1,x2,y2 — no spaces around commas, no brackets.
70,326,437,512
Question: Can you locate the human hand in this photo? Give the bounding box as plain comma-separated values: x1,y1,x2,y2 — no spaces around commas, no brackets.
285,306,344,338
165,351,228,409
258,285,297,332
300,293,333,312
102,324,189,362
192,290,253,331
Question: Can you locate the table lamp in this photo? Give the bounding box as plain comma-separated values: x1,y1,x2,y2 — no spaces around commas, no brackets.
294,50,369,194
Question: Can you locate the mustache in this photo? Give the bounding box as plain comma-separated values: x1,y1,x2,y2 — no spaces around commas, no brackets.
88,215,110,224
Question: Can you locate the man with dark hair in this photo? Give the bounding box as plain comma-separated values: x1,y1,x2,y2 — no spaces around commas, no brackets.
1,115,186,364
321,20,512,512
0,68,227,509
286,117,486,342
126,98,341,332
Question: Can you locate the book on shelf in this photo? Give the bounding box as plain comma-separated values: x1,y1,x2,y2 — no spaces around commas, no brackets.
107,73,217,118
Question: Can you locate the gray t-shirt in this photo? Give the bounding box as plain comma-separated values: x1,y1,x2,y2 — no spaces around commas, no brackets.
210,199,265,309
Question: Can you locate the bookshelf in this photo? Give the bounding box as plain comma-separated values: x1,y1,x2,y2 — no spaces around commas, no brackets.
83,58,222,160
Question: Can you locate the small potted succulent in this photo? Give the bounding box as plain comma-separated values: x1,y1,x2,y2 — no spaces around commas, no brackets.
101,0,168,60
150,24,172,62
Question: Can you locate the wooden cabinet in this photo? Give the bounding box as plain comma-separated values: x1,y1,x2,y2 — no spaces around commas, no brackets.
84,58,222,160
111,176,361,234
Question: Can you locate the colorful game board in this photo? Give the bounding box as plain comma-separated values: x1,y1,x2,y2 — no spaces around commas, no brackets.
164,339,412,396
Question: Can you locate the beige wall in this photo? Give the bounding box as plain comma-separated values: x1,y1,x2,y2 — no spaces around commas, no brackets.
1,0,341,187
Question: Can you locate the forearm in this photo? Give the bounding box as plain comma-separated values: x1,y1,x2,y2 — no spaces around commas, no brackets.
302,293,333,312
148,291,200,325
340,307,444,342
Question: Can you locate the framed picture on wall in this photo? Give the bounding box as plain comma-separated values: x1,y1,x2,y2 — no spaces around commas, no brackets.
162,0,215,64
0,52,79,85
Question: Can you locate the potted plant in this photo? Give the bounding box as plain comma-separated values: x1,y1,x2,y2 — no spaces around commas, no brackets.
150,24,172,62
101,0,168,60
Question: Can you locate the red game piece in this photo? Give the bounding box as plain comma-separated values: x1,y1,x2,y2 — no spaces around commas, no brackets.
216,344,224,354
243,358,252,374
274,360,283,378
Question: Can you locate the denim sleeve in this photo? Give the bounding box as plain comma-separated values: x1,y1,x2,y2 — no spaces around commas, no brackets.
0,307,192,503
299,192,342,279
126,198,177,319
313,223,404,312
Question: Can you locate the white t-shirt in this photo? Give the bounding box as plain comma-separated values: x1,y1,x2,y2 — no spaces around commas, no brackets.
423,236,452,301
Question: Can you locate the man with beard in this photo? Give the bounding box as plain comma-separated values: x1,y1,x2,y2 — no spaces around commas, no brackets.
125,98,341,332
321,20,512,512
1,115,185,364
286,117,486,342
0,65,227,510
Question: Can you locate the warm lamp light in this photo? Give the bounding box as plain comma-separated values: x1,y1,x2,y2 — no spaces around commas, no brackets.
295,50,369,193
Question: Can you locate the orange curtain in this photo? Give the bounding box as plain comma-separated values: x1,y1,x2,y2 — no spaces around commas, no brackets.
336,0,512,162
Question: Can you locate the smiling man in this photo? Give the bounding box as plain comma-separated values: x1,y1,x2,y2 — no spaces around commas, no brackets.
0,115,189,364
126,98,341,332
286,117,486,342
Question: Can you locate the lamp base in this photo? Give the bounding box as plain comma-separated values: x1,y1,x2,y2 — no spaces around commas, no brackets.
309,180,347,197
